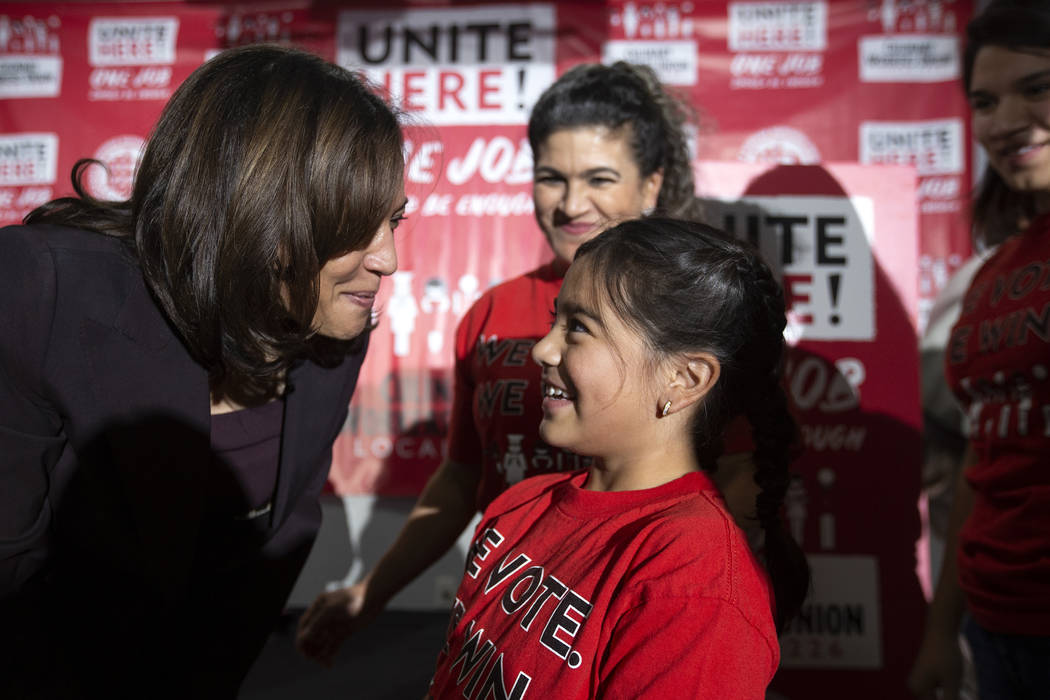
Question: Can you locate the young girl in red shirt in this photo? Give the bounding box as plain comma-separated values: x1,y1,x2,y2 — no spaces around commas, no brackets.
427,218,808,699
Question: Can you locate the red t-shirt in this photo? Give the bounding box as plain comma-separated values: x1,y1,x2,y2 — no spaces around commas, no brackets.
428,470,779,700
945,216,1050,634
448,264,591,511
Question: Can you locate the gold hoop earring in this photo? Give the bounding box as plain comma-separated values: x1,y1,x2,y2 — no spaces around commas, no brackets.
661,400,672,417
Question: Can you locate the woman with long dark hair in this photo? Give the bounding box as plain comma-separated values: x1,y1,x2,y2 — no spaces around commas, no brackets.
0,45,405,697
909,2,1050,697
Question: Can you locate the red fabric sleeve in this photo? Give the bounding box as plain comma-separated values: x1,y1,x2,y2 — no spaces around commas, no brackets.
597,596,777,700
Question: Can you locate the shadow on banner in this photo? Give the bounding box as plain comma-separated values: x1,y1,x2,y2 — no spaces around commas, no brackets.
700,163,925,699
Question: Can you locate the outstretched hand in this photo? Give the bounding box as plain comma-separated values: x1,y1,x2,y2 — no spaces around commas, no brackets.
296,581,377,667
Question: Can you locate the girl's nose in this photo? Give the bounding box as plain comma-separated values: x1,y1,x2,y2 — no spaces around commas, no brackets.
532,326,562,367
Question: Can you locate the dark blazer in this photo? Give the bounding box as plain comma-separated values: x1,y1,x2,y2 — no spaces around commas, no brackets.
0,224,368,697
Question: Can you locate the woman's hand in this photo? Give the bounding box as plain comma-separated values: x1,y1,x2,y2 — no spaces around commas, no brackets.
296,459,480,667
296,579,377,667
909,456,974,699
907,628,962,700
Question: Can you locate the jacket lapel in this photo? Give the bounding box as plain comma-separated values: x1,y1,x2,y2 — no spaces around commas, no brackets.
272,338,368,530
79,270,210,603
271,360,323,529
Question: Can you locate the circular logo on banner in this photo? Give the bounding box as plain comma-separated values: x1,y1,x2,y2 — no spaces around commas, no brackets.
738,127,820,165
87,135,145,201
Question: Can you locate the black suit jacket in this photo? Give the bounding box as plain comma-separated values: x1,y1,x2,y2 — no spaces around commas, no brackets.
0,224,368,696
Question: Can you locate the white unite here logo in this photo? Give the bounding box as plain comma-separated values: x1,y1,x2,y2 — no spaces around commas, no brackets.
0,133,57,186
88,17,179,66
859,119,964,177
728,1,828,52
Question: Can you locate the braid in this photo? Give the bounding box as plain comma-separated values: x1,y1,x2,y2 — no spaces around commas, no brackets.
742,263,810,633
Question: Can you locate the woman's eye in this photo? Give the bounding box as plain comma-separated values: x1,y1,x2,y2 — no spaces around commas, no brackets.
589,177,615,186
969,93,994,111
390,215,407,231
1025,82,1050,99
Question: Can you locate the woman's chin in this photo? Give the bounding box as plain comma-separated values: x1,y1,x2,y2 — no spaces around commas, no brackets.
313,316,369,341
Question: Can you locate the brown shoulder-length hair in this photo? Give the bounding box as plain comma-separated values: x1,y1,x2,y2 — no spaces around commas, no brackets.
27,44,405,405
527,61,703,222
964,0,1050,248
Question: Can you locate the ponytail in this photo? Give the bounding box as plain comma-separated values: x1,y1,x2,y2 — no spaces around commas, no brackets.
618,62,703,221
740,258,810,633
746,373,810,633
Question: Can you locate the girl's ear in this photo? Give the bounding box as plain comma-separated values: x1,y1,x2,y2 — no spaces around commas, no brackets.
660,353,720,415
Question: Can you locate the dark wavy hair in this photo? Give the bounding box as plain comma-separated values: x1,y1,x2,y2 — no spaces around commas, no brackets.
26,45,404,405
964,0,1050,247
573,218,809,632
527,61,702,220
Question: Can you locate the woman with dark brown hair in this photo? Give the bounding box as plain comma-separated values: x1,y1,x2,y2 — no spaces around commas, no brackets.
909,1,1050,698
0,44,405,697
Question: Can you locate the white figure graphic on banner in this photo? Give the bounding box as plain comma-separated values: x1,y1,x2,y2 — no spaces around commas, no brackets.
389,271,418,358
531,442,553,472
452,273,481,316
817,467,837,550
501,433,527,484
427,330,444,355
421,277,451,313
421,277,451,355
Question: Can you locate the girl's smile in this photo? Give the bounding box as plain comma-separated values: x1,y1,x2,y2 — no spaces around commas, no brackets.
532,263,652,462
531,259,709,492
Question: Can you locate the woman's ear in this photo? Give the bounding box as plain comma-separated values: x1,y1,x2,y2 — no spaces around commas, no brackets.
660,352,720,415
642,168,664,212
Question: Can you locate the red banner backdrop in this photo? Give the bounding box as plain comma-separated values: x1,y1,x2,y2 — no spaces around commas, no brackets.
1,1,967,696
